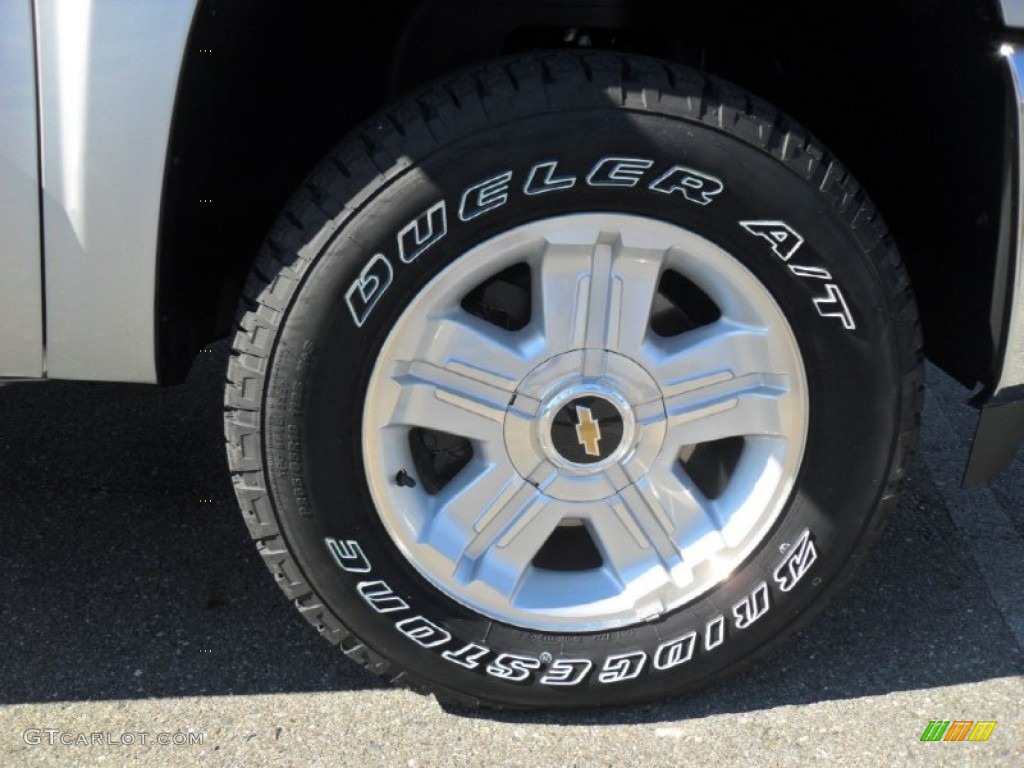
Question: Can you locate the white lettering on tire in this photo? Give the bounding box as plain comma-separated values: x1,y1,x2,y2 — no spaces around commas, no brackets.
343,254,393,328
523,160,577,195
704,615,726,651
739,219,856,331
345,155,731,328
540,659,592,686
773,529,818,592
325,537,372,573
732,582,771,630
459,171,513,221
812,283,857,330
586,156,654,187
442,642,491,670
649,165,724,205
395,615,452,648
398,201,448,264
329,531,818,687
486,653,542,682
653,632,697,670
356,580,409,613
788,264,832,280
740,220,805,260
598,651,647,683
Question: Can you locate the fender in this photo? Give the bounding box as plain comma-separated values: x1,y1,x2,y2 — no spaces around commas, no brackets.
964,45,1024,484
34,0,196,382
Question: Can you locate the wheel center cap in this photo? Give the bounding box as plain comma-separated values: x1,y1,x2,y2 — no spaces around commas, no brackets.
537,383,636,475
504,349,667,500
551,395,624,464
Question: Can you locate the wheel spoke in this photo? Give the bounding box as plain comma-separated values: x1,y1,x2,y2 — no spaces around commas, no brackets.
452,487,564,600
659,373,788,447
588,487,683,588
420,456,526,563
416,312,540,390
634,461,727,557
389,360,513,444
642,319,777,392
536,236,664,361
639,319,791,447
603,238,666,355
535,241,594,355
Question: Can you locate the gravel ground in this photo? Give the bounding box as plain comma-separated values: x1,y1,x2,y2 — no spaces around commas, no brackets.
0,348,1021,767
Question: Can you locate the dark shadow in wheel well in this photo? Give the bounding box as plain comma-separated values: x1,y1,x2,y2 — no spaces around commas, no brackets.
157,0,1012,392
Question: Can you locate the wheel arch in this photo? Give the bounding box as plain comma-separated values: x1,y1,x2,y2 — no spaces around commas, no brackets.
157,0,1014,407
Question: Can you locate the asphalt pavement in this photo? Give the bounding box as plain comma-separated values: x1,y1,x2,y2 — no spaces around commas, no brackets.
0,345,1021,767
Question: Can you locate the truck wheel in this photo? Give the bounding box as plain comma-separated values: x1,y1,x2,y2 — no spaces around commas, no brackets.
225,51,922,708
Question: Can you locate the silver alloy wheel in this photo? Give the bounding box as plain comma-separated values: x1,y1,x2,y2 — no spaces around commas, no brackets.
363,214,808,632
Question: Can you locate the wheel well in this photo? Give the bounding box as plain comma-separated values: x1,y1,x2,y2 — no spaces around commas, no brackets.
158,0,1011,390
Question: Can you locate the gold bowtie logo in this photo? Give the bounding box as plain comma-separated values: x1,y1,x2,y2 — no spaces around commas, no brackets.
575,405,603,457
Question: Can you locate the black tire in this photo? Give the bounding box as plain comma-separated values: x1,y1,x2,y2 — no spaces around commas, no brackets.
225,51,922,709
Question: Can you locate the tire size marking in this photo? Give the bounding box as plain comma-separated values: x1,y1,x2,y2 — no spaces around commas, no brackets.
324,530,818,687
739,219,857,330
344,156,725,328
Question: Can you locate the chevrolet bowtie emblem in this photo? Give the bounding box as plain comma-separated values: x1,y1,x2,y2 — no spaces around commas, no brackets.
575,405,603,457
